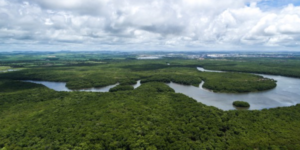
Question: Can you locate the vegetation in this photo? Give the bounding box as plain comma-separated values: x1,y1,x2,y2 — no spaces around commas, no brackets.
0,66,11,72
0,80,44,93
1,51,300,78
0,59,276,93
141,74,202,86
200,72,276,93
135,82,175,93
0,52,300,149
233,101,250,108
197,57,300,78
0,80,300,149
109,85,134,92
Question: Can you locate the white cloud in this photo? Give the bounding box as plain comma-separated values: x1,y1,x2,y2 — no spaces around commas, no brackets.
0,0,6,6
0,0,300,51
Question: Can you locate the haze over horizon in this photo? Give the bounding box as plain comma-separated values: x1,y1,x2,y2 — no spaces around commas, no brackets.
1,0,300,51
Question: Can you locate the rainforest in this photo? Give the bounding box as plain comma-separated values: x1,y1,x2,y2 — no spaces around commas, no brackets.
1,51,300,149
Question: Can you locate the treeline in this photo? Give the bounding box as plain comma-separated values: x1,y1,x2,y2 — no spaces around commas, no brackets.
196,58,300,78
141,74,202,87
0,80,44,93
0,66,140,90
109,85,134,92
0,80,300,149
0,61,278,93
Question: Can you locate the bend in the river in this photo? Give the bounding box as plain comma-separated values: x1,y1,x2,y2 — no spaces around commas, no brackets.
167,67,300,110
22,67,300,110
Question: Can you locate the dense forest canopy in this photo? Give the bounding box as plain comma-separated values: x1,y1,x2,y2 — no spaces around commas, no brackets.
0,57,277,93
0,52,300,149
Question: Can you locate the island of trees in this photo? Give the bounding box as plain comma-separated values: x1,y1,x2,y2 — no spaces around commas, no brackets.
233,101,250,108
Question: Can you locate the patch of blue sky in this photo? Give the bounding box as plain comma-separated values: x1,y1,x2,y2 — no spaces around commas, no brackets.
248,0,300,9
247,0,300,9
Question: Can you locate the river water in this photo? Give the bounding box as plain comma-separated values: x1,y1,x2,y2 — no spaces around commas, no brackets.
23,80,141,92
167,67,300,110
0,69,18,73
22,68,300,110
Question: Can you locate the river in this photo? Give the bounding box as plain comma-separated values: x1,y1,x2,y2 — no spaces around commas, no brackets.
0,69,19,73
22,68,300,110
167,67,300,110
23,80,141,92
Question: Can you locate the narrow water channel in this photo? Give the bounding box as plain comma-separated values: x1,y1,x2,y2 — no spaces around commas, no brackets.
23,80,141,92
0,69,18,73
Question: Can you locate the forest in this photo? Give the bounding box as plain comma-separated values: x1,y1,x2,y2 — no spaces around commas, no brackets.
0,57,277,93
0,52,300,149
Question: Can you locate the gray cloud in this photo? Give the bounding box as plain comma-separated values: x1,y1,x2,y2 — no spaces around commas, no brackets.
0,0,300,51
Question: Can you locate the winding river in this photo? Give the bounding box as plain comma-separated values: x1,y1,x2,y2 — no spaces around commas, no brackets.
22,68,300,110
167,67,300,110
23,80,141,92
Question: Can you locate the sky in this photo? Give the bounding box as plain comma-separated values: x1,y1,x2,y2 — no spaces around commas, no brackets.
0,0,300,51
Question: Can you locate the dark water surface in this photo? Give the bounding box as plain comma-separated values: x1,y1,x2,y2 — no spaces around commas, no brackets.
167,67,300,110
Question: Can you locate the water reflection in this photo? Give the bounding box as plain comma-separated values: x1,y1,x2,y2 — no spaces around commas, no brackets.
197,67,223,73
23,80,119,92
77,83,119,92
133,80,141,89
23,80,71,91
23,80,142,92
0,69,18,73
167,67,300,110
22,67,300,110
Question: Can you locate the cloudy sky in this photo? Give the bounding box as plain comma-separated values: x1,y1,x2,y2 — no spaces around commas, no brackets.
0,0,300,51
